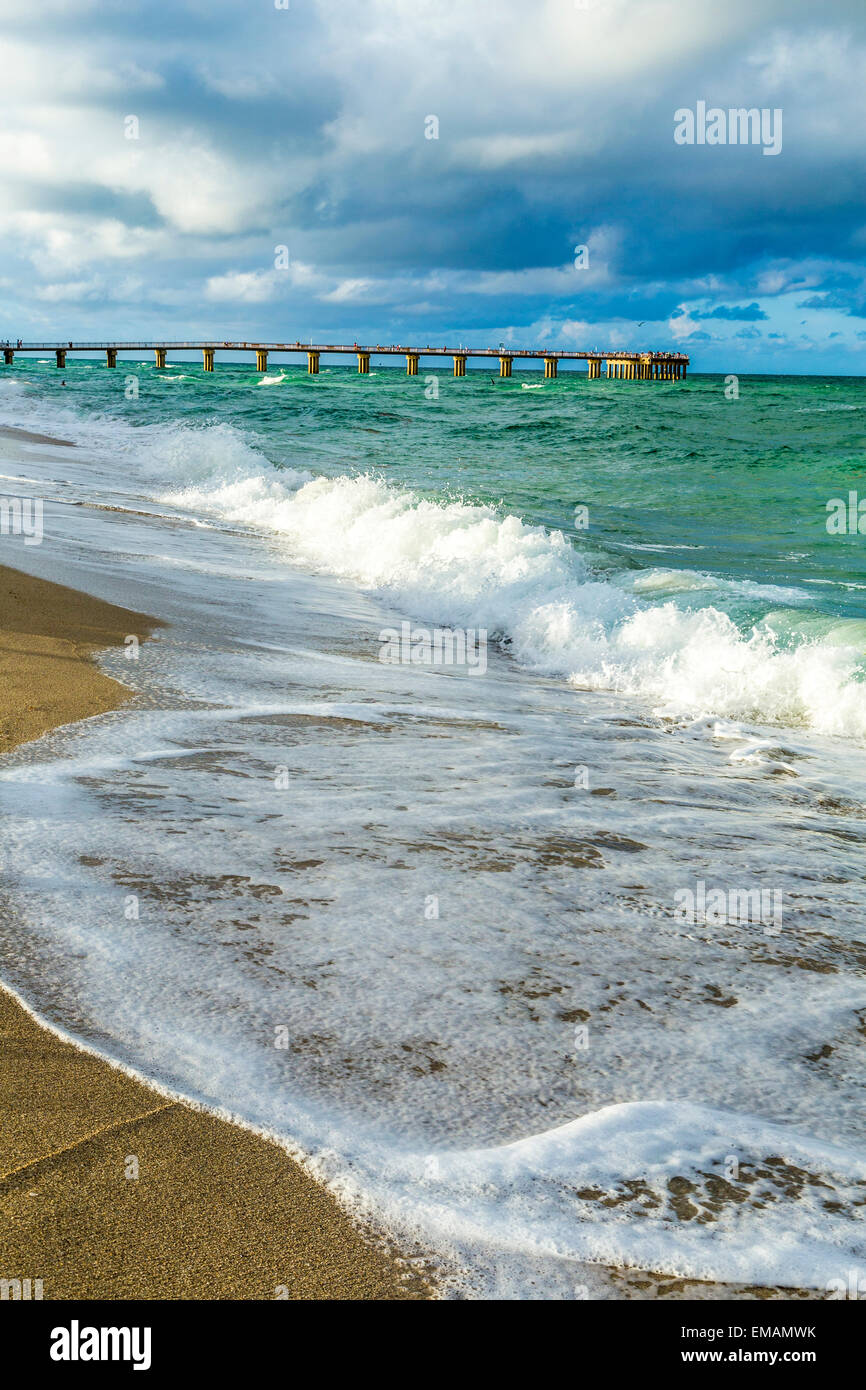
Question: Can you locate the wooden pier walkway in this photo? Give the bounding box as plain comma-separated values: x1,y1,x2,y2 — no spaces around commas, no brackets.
1,341,690,379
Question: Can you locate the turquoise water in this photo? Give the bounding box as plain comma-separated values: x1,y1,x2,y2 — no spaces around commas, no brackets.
12,358,866,618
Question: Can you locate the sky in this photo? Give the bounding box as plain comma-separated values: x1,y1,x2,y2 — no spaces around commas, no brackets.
1,0,865,373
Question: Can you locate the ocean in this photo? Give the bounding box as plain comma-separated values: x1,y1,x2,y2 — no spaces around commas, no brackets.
0,359,864,1297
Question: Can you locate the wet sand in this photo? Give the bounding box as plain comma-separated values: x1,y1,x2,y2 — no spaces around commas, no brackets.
0,423,76,448
0,560,432,1299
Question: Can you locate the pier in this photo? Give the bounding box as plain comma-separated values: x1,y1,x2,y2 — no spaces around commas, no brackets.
0,341,689,379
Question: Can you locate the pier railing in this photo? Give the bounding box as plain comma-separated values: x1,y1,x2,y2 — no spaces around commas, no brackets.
1,341,690,379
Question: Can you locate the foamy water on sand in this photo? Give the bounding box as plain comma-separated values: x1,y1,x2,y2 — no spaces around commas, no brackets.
0,368,864,1296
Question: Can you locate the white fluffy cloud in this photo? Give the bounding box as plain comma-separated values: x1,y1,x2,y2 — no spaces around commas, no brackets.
0,0,864,370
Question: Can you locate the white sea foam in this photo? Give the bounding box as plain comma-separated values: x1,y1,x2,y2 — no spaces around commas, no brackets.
383,1100,866,1291
145,447,866,740
2,389,866,1297
1,383,863,740
7,959,863,1293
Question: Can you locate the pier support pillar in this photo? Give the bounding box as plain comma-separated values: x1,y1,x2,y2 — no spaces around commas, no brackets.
202,348,215,372
357,352,370,373
681,363,687,379
543,357,558,379
307,351,320,375
55,349,66,369
155,348,166,369
3,349,13,366
452,355,466,377
106,348,117,368
499,356,512,377
406,354,419,375
256,350,268,373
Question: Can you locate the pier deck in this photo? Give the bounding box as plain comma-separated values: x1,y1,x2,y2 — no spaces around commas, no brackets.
0,341,690,379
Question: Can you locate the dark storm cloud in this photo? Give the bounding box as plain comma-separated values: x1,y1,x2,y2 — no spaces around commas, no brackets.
0,0,864,371
693,304,769,321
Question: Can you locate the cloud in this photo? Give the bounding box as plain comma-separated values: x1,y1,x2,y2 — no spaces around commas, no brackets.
0,0,863,371
693,302,769,320
205,271,279,303
321,278,379,304
798,289,866,317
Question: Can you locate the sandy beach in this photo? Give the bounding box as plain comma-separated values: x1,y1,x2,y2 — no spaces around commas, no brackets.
0,554,432,1300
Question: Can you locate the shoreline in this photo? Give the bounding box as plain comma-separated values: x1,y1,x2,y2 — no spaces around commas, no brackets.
0,558,433,1299
0,417,832,1303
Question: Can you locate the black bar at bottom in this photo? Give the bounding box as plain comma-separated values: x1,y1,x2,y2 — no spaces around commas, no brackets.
4,1295,857,1376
